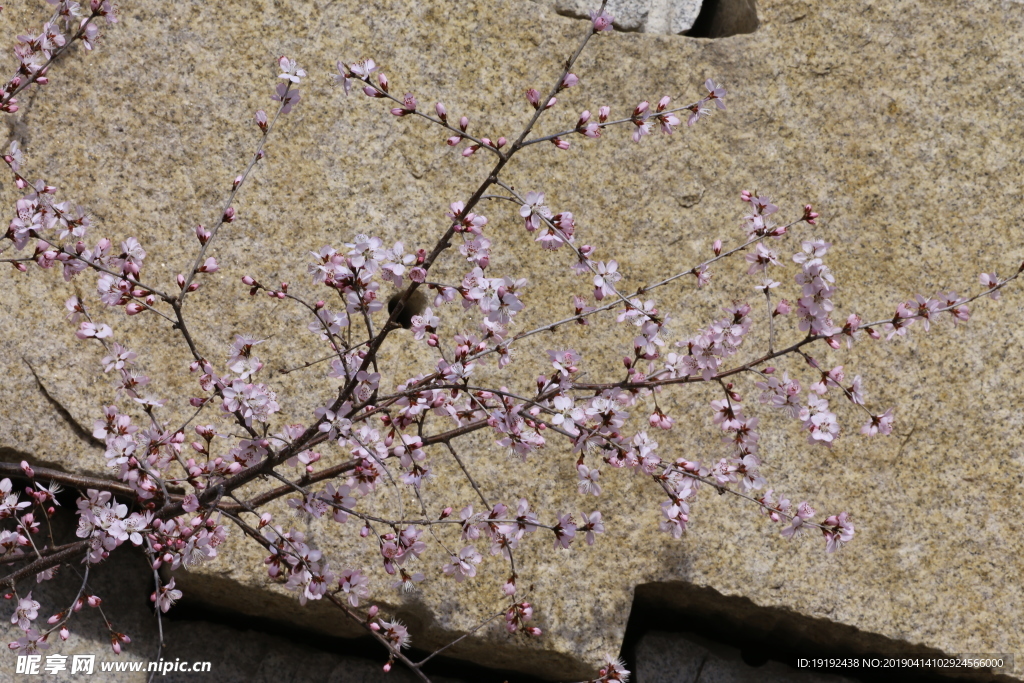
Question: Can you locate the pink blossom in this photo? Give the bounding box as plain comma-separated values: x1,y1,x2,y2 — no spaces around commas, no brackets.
151,578,182,613
579,511,604,545
577,464,601,496
276,56,306,84
980,272,1001,300
590,9,614,31
822,512,854,552
552,513,576,549
442,545,481,582
519,192,552,232
861,408,895,436
704,78,727,110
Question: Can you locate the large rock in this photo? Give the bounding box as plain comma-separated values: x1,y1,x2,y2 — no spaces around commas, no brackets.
1,0,1023,680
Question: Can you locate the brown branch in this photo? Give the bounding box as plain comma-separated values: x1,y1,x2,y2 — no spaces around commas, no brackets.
0,540,89,588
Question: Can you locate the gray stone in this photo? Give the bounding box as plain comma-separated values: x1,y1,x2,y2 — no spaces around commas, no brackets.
669,0,704,34
555,0,652,32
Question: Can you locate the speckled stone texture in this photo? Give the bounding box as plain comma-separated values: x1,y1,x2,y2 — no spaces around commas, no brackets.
1,0,1022,680
539,0,710,34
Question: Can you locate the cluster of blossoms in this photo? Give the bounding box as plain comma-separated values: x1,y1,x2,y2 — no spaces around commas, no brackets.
3,2,1021,675
75,490,152,564
666,302,752,381
0,0,118,116
0,478,36,563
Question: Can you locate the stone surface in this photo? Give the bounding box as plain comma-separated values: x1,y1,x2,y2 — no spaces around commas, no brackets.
668,0,704,34
1,0,1023,681
539,0,711,34
555,0,651,32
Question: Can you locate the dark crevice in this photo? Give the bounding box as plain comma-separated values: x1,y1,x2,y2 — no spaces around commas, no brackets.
619,582,1014,683
683,0,759,38
167,597,551,683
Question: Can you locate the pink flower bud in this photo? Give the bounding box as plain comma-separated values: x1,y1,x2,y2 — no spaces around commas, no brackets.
446,135,462,146
195,224,210,244
561,73,578,89
591,9,613,31
125,302,144,315
459,116,469,132
20,461,33,477
87,595,101,608
368,605,379,617
223,207,235,222
633,100,649,118
378,73,388,92
242,276,256,286
712,239,722,255
233,175,242,189
176,274,186,289
435,102,447,121
496,137,507,148
598,106,610,122
525,88,540,109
